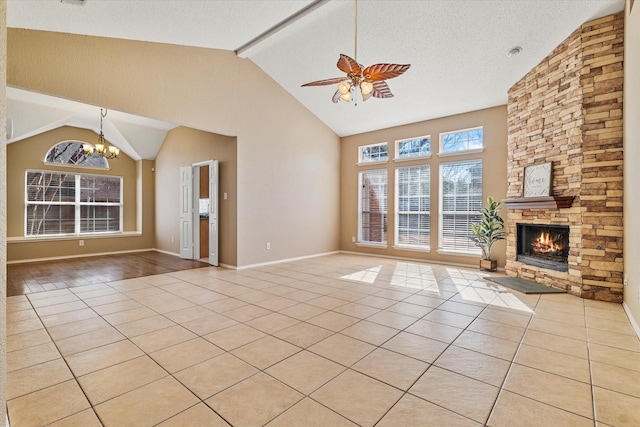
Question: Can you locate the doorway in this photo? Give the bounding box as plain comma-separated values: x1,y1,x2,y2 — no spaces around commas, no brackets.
179,160,219,266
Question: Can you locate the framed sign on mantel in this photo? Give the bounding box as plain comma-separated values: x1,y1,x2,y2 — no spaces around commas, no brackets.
523,162,552,197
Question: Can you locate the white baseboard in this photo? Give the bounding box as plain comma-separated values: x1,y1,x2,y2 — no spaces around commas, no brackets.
234,251,340,270
623,302,640,340
152,248,181,258
7,248,155,264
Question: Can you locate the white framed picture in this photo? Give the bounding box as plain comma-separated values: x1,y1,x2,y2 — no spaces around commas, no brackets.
523,162,552,197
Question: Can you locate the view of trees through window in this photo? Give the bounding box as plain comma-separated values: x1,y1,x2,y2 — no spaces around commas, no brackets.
440,128,483,153
26,171,122,236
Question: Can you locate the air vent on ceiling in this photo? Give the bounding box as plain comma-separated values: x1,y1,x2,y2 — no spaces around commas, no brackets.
60,0,87,5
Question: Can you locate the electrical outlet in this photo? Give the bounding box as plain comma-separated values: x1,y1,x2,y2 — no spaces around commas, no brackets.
79,240,84,247
351,236,356,243
224,192,228,200
266,242,271,250
624,275,628,286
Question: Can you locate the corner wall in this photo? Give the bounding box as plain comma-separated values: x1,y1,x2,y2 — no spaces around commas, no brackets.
7,29,341,267
340,106,508,267
506,13,624,301
6,126,155,262
0,0,7,421
155,127,238,266
623,0,640,330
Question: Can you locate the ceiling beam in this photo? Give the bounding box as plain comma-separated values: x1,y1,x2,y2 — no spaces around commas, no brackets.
235,0,332,58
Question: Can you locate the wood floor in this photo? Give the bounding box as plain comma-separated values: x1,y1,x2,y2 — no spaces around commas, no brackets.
6,251,210,297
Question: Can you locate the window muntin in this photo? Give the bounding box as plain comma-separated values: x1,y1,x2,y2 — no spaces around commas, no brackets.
26,171,122,236
396,136,431,159
439,160,483,254
395,165,430,249
359,169,387,244
439,127,483,154
44,141,109,168
359,142,388,164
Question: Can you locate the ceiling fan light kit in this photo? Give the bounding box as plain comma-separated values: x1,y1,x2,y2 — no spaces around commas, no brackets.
301,0,410,105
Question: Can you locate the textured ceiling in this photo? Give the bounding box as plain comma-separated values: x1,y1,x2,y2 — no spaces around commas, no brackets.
6,0,625,158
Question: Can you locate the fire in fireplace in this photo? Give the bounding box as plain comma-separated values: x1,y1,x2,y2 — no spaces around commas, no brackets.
517,224,569,272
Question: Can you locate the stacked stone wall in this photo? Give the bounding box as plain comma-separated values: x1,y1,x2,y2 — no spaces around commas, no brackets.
506,13,624,301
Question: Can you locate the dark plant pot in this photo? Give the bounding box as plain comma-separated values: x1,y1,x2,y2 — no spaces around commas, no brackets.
480,259,497,272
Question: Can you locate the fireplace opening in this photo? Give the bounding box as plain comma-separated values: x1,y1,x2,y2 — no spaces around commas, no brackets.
517,224,569,272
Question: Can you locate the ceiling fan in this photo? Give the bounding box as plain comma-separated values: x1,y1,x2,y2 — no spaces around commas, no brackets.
301,0,410,104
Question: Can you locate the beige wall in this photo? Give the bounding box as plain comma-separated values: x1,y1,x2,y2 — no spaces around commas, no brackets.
6,126,155,262
155,127,237,266
1,0,7,421
8,29,341,267
624,0,640,330
340,106,508,267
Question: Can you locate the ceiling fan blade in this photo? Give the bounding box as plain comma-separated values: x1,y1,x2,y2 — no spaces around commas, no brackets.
363,63,411,81
332,90,342,103
301,77,346,87
372,80,394,98
337,54,363,75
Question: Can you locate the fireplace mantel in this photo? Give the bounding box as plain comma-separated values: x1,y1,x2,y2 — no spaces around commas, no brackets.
503,196,574,210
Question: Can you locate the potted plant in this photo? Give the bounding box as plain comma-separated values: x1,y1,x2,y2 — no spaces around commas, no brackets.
469,196,506,271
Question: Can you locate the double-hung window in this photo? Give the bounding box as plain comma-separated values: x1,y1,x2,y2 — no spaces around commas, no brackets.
26,170,122,236
395,165,430,250
439,160,483,254
358,169,387,245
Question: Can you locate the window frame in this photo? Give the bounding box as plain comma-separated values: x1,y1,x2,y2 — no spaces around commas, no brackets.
438,159,483,256
394,165,430,251
358,142,389,165
44,140,111,169
25,169,123,238
394,135,431,161
357,168,388,247
438,126,484,157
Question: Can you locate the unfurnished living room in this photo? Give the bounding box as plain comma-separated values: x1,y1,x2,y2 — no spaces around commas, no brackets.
1,0,639,426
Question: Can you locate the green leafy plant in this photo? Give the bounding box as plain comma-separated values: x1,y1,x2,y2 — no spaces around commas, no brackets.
469,196,506,261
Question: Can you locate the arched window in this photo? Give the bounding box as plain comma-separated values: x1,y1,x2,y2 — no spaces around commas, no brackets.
44,141,109,168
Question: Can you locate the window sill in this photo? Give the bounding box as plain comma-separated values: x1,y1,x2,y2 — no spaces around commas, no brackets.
356,242,388,249
393,155,431,163
437,148,484,158
8,231,142,243
436,249,481,257
393,245,430,253
357,160,388,167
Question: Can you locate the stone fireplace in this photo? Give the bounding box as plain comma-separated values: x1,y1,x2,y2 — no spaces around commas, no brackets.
505,13,624,302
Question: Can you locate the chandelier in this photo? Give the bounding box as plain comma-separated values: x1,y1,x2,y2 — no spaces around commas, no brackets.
301,0,410,104
83,108,120,159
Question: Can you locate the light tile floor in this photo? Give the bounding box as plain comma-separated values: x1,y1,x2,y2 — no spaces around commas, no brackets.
6,254,640,426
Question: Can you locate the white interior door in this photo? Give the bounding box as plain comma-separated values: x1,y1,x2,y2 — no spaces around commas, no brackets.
208,160,219,266
179,166,194,259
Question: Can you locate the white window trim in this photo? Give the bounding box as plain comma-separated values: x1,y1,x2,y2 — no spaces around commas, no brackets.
394,135,432,161
437,148,484,158
393,155,432,163
393,245,430,253
358,142,389,165
44,140,111,169
394,165,430,251
438,126,484,155
25,170,124,237
358,169,388,246
437,160,483,256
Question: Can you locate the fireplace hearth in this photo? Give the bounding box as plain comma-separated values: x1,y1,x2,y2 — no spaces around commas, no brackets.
517,224,569,272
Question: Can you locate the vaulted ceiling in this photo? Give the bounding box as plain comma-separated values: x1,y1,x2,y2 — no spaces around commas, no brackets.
6,0,624,159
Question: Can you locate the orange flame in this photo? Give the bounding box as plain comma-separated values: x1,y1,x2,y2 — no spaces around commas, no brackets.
532,231,563,254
